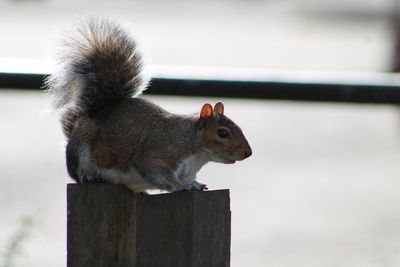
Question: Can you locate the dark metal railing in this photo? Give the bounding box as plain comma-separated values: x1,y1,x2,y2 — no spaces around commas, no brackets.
2,69,400,104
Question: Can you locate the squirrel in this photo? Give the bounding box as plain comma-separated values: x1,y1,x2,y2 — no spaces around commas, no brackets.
46,18,252,193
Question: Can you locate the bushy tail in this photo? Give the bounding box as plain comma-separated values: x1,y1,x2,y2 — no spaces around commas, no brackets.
46,18,147,138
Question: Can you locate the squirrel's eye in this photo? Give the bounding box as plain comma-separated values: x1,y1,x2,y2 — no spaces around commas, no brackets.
217,128,230,138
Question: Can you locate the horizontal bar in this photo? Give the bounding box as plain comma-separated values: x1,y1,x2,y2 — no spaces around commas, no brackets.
149,77,400,104
2,66,400,104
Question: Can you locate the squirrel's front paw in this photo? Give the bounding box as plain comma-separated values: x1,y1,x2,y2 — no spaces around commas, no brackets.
186,181,208,191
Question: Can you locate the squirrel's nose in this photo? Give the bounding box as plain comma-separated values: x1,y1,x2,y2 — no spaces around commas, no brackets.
243,147,252,159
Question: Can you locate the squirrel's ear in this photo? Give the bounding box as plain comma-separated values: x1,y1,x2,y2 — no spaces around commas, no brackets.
200,103,213,119
214,102,224,115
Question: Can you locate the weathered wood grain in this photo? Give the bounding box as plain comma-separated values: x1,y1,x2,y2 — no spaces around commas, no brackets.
67,184,231,267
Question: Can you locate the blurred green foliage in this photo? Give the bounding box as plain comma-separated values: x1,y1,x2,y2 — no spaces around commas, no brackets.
1,216,34,267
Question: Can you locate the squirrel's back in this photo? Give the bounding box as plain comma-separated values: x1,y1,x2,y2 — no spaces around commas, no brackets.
46,18,148,138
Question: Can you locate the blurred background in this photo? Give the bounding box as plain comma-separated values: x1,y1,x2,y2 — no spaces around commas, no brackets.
1,0,400,266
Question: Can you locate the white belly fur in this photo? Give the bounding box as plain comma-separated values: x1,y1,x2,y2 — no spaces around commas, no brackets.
79,144,209,191
174,153,209,185
78,144,155,192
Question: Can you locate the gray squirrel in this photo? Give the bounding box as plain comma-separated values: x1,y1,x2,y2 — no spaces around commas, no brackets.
46,18,252,193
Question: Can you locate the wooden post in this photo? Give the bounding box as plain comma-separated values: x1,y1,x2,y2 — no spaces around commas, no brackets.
67,184,231,267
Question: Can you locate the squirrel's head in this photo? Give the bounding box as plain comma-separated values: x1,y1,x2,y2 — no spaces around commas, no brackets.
197,102,252,164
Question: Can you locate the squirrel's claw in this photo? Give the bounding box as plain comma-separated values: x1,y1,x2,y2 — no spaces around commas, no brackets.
188,181,207,191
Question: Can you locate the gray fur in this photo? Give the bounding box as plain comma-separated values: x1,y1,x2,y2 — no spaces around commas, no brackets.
48,19,252,193
45,18,147,138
